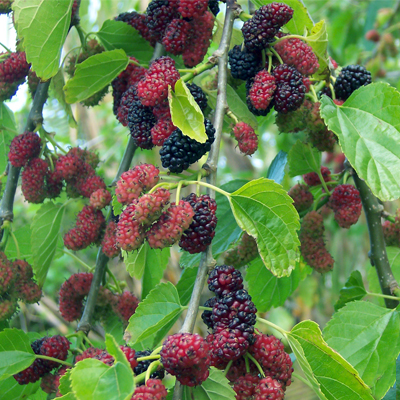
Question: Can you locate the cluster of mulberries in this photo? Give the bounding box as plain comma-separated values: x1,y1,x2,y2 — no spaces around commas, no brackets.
334,65,372,101
327,184,362,228
65,39,108,106
0,254,42,321
288,184,314,213
0,51,30,101
382,210,400,247
303,166,331,187
299,211,334,273
14,335,70,385
224,233,258,268
116,0,216,67
232,122,259,156
58,272,139,323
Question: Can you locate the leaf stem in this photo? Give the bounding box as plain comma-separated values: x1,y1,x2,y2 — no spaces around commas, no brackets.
175,180,183,204
75,25,87,50
106,266,122,294
270,47,283,64
136,355,161,362
35,355,73,367
223,360,233,377
366,291,400,301
197,306,212,311
145,360,161,382
9,230,20,259
0,42,12,53
181,62,216,82
151,346,163,355
183,180,231,198
256,316,289,336
292,372,313,389
62,249,93,272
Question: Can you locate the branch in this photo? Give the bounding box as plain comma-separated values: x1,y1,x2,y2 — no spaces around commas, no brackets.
77,136,137,334
353,173,400,308
0,80,51,233
172,2,237,398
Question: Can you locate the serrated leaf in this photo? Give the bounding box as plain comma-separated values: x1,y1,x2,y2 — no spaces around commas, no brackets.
31,202,66,286
0,103,17,174
112,195,122,216
71,359,134,400
0,329,36,381
0,376,39,400
251,0,314,35
226,85,258,130
267,150,287,184
289,320,374,400
176,267,198,305
58,369,72,396
320,83,400,201
105,334,131,371
12,0,73,79
142,246,170,299
246,257,311,312
64,49,129,104
168,79,206,143
123,243,146,279
288,140,321,177
125,282,183,346
50,69,77,128
229,178,300,277
324,301,400,399
179,180,247,268
182,368,236,400
306,20,329,80
97,20,153,64
334,271,367,311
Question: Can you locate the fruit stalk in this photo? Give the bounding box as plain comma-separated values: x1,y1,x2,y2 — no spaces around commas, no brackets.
172,1,237,398
353,172,400,307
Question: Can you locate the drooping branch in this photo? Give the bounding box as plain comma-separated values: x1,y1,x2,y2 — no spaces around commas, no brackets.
353,172,400,308
0,80,51,235
172,1,237,398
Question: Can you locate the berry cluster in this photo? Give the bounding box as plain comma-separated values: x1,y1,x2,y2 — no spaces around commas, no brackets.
299,211,334,273
14,335,70,385
65,39,108,106
224,233,258,268
160,332,211,386
0,254,42,321
58,272,139,323
382,211,400,247
233,122,259,156
303,166,331,187
328,184,362,228
179,193,218,254
117,0,216,67
0,51,30,102
8,131,41,168
131,379,168,400
334,64,372,100
288,184,314,213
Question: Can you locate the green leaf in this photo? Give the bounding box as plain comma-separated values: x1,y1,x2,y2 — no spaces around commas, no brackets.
176,267,198,305
246,257,311,312
182,368,236,400
323,301,400,399
334,271,367,311
97,20,153,64
57,394,77,400
64,49,129,104
0,103,17,174
229,178,300,277
105,334,132,373
125,282,183,346
71,359,134,400
12,0,73,79
123,246,146,279
0,376,39,400
288,140,321,177
251,0,314,35
289,320,374,400
103,315,124,346
226,85,258,130
168,79,206,143
0,329,35,381
112,194,122,217
142,246,170,299
214,18,242,49
306,20,329,80
31,202,66,286
58,369,72,396
5,226,32,263
267,150,288,184
50,69,77,128
179,180,246,268
320,83,400,201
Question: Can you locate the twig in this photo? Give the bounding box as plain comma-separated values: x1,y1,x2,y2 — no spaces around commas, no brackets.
0,80,51,239
172,2,236,399
353,173,400,308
